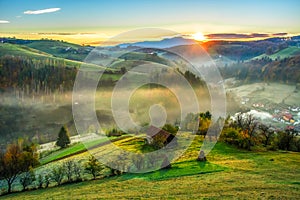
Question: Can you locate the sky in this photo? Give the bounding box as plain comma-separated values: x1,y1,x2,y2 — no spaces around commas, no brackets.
0,0,299,44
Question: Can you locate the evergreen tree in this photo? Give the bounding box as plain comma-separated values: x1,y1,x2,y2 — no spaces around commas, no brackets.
56,125,71,148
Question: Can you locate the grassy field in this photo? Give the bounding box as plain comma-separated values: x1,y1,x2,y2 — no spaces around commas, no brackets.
0,43,105,70
2,134,300,199
39,136,121,165
227,82,300,106
252,46,300,60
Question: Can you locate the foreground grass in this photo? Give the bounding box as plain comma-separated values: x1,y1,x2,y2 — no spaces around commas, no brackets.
2,136,300,199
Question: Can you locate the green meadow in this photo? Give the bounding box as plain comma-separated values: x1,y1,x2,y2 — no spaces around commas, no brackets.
2,134,300,199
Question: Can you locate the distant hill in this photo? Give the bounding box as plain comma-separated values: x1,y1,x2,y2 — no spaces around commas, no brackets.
118,37,196,48
0,38,94,61
24,40,93,61
2,35,300,63
0,43,104,70
220,55,300,83
252,46,300,60
0,43,53,58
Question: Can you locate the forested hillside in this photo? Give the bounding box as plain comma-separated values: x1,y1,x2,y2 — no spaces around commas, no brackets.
220,55,300,83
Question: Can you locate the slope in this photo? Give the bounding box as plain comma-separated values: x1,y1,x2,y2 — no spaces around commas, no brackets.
2,135,300,199
252,46,300,60
0,43,105,70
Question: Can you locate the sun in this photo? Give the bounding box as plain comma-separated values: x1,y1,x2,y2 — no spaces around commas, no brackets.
192,32,206,41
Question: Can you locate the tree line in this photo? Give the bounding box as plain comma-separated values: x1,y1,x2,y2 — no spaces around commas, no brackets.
0,143,105,195
181,111,300,151
0,56,129,95
220,55,300,84
221,112,300,151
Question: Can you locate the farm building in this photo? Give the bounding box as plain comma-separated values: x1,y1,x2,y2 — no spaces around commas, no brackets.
145,125,177,148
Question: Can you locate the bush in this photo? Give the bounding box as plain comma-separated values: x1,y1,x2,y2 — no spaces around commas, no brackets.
221,127,258,150
220,127,240,146
106,127,124,137
162,124,178,135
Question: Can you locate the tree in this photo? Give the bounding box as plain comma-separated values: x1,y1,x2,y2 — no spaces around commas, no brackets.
56,125,71,148
19,167,35,191
196,112,212,135
277,127,297,151
85,156,103,180
73,162,83,181
51,164,65,185
44,173,51,188
0,142,39,193
132,154,144,171
36,174,44,189
64,160,75,182
162,124,178,135
258,124,275,146
235,113,258,150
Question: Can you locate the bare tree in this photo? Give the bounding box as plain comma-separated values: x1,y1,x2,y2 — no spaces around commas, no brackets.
19,168,35,191
64,160,74,182
132,154,144,171
44,173,51,188
235,113,259,150
258,124,274,146
51,164,65,185
36,174,44,189
73,162,82,181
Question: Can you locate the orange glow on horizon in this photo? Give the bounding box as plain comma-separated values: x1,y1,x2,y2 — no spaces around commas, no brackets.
0,32,298,46
192,32,206,41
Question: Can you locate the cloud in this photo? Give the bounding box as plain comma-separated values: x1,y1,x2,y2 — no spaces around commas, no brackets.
206,33,252,39
0,20,10,24
24,8,61,15
272,32,288,36
205,33,277,40
250,33,270,38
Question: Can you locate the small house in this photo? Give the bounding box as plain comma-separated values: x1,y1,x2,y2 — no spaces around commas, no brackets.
145,125,177,147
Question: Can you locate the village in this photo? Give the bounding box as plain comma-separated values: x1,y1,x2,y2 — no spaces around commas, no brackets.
239,97,300,132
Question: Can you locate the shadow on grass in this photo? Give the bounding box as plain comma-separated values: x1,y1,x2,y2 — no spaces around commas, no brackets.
121,159,225,181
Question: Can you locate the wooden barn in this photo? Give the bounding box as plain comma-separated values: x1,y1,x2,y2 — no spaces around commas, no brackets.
145,125,177,148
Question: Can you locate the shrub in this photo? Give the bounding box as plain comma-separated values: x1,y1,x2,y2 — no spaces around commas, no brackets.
106,127,124,137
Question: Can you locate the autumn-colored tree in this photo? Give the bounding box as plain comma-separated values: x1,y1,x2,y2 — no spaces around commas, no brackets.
198,111,212,135
85,156,103,180
56,125,71,148
0,141,39,193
